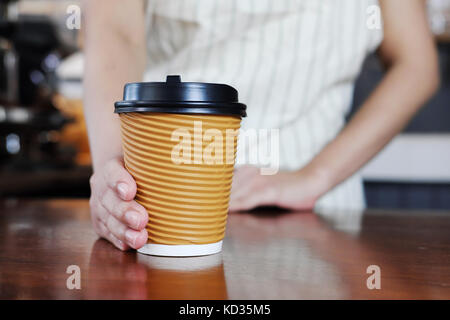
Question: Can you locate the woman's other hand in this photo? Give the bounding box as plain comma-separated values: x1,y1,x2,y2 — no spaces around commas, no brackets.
229,165,329,212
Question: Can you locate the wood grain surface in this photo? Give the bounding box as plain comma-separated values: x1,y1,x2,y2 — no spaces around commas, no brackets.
0,199,449,299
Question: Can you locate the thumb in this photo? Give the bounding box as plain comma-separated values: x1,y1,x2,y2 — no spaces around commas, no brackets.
103,157,137,201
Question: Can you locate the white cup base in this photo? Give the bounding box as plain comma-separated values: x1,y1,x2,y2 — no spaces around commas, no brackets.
137,240,223,257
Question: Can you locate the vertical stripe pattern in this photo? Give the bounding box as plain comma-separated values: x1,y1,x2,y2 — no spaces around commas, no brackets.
143,0,383,211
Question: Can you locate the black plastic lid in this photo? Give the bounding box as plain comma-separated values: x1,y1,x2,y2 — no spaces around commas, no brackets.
114,75,246,117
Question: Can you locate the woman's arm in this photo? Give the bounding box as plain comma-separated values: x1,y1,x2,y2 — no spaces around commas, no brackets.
306,0,439,191
84,0,149,250
83,0,146,171
230,0,439,211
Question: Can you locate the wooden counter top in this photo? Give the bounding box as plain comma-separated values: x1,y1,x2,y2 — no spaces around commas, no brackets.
0,199,449,299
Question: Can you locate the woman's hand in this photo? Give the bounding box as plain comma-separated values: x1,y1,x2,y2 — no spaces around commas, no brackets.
89,157,148,251
229,165,329,212
84,0,147,251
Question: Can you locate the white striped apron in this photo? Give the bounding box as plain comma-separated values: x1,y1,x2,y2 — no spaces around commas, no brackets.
143,0,384,212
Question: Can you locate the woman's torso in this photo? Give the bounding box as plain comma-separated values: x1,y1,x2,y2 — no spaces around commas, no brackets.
144,0,383,211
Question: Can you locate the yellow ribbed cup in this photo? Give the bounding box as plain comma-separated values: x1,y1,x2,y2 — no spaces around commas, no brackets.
120,112,241,246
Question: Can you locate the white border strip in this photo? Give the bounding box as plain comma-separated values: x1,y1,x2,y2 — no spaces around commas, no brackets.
137,240,223,257
137,253,223,271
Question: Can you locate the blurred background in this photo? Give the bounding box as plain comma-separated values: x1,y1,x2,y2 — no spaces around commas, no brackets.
0,0,449,209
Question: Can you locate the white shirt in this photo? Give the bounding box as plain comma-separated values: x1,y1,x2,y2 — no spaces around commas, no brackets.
144,0,384,212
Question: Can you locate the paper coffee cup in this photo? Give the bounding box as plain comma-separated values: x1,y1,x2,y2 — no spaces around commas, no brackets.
115,75,246,257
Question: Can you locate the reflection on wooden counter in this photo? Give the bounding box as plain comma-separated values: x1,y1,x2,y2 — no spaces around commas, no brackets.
0,199,449,299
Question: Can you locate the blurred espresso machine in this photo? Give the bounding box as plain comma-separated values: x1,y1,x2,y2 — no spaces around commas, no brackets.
0,0,87,196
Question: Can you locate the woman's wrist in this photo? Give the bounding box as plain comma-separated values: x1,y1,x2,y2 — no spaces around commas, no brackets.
91,149,124,173
297,160,334,199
